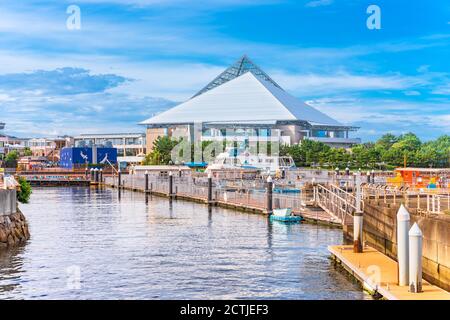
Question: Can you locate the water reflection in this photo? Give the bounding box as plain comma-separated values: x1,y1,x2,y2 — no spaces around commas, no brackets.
0,187,366,300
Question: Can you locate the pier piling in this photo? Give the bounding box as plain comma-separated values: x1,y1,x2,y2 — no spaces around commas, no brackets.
207,172,213,205
397,204,410,286
266,176,273,215
168,171,175,199
145,171,149,192
353,172,363,253
409,222,423,293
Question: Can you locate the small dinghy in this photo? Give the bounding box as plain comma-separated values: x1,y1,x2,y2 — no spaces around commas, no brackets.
270,208,303,223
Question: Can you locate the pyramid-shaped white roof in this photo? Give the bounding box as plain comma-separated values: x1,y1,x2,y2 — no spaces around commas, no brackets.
192,55,283,98
141,71,342,126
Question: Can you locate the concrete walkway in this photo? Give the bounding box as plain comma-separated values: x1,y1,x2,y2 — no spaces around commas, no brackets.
329,245,450,300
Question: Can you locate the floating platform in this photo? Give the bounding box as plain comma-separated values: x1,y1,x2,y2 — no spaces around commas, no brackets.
329,245,450,300
27,180,90,187
270,215,303,223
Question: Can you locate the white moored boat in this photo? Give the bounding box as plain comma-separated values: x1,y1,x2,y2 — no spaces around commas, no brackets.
206,147,295,174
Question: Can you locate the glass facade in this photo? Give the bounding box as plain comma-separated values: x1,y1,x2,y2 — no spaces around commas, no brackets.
192,55,283,98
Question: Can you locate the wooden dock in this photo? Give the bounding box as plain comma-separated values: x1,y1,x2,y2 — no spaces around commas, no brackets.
329,245,450,300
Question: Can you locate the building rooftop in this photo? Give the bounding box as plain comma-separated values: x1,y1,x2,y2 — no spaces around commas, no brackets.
75,133,145,138
192,55,283,98
141,71,343,127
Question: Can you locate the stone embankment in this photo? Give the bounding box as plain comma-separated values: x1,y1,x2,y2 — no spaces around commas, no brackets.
0,189,30,248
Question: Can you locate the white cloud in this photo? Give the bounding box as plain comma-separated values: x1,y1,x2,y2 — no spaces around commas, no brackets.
305,96,450,135
417,65,430,73
431,84,450,95
403,90,421,96
305,0,333,8
272,71,427,95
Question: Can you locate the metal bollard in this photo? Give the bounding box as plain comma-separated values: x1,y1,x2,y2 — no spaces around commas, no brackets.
345,167,350,176
397,204,410,286
90,168,94,182
266,176,273,215
99,169,103,183
94,168,99,183
118,169,122,189
409,223,423,293
366,171,371,184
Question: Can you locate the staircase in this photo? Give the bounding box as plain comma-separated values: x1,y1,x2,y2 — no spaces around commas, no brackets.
312,183,363,226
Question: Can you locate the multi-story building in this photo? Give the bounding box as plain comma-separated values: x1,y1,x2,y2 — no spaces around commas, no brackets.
0,123,29,156
141,56,360,153
27,137,72,162
73,133,146,164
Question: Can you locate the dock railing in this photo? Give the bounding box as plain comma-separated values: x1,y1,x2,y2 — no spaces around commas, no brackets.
362,184,450,215
313,184,362,225
104,174,313,213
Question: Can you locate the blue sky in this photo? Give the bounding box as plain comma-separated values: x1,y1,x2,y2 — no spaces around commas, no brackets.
0,0,449,141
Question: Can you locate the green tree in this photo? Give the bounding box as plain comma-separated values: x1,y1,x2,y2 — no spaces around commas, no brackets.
23,148,32,157
4,151,19,168
381,133,421,167
142,136,180,165
415,135,450,167
17,176,32,204
282,140,330,167
375,133,398,149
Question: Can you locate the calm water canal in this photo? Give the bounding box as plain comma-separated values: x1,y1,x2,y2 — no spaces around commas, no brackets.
0,187,367,300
